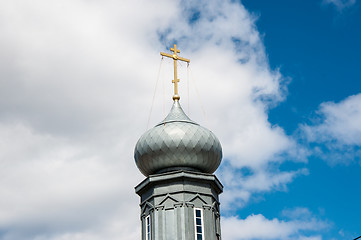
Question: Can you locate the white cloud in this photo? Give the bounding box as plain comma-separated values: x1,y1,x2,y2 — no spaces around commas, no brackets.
0,122,140,239
323,0,356,11
0,0,305,239
219,165,309,209
301,93,361,165
222,208,328,240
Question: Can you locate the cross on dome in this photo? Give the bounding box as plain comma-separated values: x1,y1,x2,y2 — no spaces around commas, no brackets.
160,44,190,101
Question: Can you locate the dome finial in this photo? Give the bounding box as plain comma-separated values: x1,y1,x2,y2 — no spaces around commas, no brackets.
160,44,190,101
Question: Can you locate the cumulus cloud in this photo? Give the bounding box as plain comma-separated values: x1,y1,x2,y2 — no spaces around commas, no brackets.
219,163,309,209
323,0,356,11
0,122,141,239
222,208,328,240
0,0,306,239
301,93,361,165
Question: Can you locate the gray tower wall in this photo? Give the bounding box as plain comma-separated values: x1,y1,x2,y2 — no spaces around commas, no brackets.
135,171,223,240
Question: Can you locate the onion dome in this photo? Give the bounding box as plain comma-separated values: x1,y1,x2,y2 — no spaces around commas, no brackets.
134,100,222,177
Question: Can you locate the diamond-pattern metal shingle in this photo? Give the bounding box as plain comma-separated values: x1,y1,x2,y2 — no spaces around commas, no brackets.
134,100,222,177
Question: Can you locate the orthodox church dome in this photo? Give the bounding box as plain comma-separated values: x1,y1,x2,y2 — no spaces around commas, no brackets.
134,100,222,177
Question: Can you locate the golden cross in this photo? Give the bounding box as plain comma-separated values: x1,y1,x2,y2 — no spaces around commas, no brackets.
160,44,190,101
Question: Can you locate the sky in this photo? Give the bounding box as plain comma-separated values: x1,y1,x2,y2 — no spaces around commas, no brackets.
0,0,360,239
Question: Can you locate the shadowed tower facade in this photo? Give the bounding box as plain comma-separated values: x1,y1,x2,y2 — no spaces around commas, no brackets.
134,44,223,240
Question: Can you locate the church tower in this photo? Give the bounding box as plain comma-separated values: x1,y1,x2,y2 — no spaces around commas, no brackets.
134,44,223,240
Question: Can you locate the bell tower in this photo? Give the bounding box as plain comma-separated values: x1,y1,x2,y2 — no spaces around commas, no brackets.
134,45,223,240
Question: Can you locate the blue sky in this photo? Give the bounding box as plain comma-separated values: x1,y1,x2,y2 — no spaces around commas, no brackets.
248,0,361,129
0,0,360,239
233,0,361,239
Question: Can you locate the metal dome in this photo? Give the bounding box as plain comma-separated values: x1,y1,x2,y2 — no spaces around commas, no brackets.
134,100,222,177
